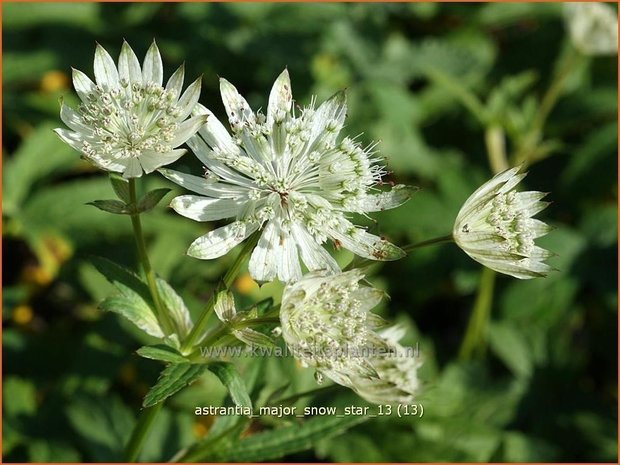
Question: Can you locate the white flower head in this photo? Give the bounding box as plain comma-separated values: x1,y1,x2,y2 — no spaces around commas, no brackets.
453,167,553,279
161,69,413,283
55,40,207,178
564,2,618,56
280,270,420,404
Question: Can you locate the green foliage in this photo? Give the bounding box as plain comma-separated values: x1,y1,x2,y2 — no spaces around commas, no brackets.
136,188,171,213
143,363,207,408
136,345,189,364
2,2,616,463
207,362,252,409
201,415,367,462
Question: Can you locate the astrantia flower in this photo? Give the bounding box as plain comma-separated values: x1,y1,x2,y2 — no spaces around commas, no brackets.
564,2,618,56
453,167,553,279
162,69,412,282
55,41,207,178
280,270,420,404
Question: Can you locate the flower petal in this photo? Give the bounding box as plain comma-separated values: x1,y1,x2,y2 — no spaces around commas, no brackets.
346,185,415,213
328,220,405,261
188,221,258,259
118,40,142,84
170,195,242,221
122,158,143,179
94,43,119,89
214,291,236,323
59,104,91,134
176,76,202,121
308,90,347,150
275,225,302,283
290,222,340,273
142,40,163,86
139,149,186,174
54,128,83,152
186,135,256,189
219,77,255,127
193,104,238,153
248,220,279,282
267,69,292,126
158,168,248,198
165,63,185,101
71,68,96,102
170,115,208,147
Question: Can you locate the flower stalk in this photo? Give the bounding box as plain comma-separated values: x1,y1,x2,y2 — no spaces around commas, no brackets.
180,230,261,354
128,178,175,336
458,266,496,360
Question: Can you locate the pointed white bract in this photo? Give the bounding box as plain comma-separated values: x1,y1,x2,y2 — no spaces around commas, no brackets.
280,270,421,404
164,69,412,282
453,167,553,279
564,2,618,56
55,41,206,178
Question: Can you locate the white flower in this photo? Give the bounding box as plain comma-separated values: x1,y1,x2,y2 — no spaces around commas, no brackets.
564,2,618,56
453,167,553,279
162,69,412,282
280,270,420,404
55,40,207,178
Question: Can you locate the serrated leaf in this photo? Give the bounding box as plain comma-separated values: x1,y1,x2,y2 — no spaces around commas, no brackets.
232,328,275,348
156,278,193,338
90,257,152,304
143,363,207,407
205,415,367,462
109,174,131,203
87,199,132,215
100,294,163,338
208,362,252,409
137,188,171,213
136,344,188,364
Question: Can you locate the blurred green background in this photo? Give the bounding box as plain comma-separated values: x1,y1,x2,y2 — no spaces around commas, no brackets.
2,2,617,462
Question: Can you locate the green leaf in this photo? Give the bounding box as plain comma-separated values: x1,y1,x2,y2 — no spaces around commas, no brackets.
136,344,189,364
109,174,131,203
488,322,532,378
137,188,171,213
90,257,152,304
207,362,252,409
156,278,192,338
66,394,134,462
206,415,367,461
86,199,132,215
3,123,78,215
100,294,164,339
143,363,207,407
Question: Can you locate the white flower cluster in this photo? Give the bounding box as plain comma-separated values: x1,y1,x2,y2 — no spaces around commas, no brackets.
564,2,618,56
162,69,412,283
280,270,420,404
453,167,553,279
55,41,206,178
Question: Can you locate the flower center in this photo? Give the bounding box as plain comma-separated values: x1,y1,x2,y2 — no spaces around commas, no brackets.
78,81,180,160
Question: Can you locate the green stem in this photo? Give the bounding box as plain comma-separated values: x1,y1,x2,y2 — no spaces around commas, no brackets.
124,395,164,461
402,234,454,252
458,264,496,360
128,178,175,336
485,125,509,174
424,66,488,124
515,48,583,167
180,231,260,354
